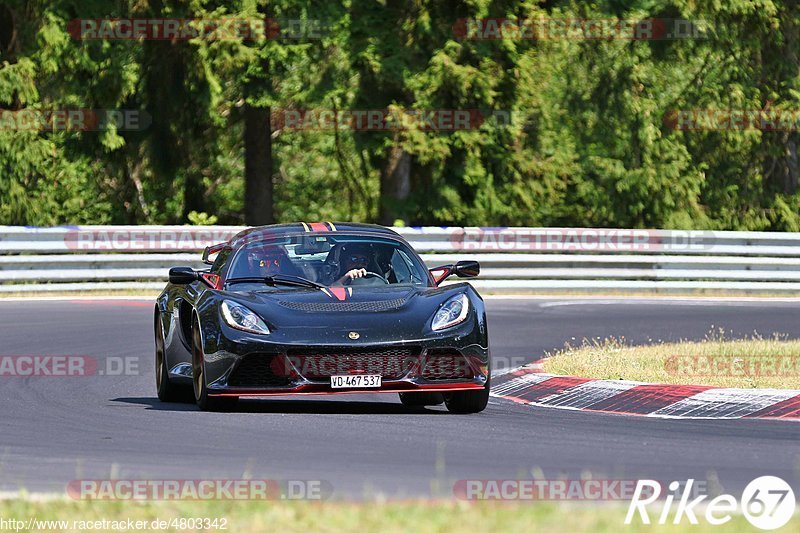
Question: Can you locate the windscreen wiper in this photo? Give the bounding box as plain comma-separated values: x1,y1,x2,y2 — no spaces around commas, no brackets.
227,274,327,289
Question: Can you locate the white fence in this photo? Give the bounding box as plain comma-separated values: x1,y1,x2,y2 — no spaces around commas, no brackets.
2,226,800,293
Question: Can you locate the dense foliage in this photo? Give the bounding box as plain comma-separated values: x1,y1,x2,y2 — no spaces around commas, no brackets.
1,1,799,229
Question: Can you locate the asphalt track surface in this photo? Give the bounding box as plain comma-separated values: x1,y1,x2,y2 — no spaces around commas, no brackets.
1,297,799,499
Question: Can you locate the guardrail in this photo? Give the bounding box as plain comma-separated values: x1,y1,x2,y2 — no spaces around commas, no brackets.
2,226,800,293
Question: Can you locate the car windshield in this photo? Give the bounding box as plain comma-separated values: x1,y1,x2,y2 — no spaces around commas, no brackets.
227,234,431,288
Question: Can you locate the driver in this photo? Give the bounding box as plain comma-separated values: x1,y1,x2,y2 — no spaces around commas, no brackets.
333,243,374,285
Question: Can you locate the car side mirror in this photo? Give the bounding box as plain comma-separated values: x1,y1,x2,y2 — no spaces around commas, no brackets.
169,267,199,285
453,260,480,278
429,260,480,286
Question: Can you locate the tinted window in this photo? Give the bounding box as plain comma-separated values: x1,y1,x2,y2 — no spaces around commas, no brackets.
210,248,231,274
228,234,430,287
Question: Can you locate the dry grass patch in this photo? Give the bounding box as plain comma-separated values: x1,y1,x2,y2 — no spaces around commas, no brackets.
543,331,800,389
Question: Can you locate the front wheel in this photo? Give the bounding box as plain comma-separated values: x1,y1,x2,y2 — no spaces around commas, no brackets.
444,379,490,414
155,314,190,402
192,316,238,412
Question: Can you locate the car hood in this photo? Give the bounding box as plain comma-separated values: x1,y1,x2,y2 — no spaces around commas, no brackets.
221,284,469,343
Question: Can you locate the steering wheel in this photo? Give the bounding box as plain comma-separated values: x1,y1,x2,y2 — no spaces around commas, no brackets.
345,271,390,286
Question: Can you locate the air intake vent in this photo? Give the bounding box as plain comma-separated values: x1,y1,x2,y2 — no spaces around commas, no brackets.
277,298,407,312
228,354,294,388
422,349,474,380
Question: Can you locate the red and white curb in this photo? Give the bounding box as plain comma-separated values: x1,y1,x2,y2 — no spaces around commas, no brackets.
490,364,800,420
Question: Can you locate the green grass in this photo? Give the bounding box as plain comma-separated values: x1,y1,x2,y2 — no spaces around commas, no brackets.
0,498,792,532
543,332,800,388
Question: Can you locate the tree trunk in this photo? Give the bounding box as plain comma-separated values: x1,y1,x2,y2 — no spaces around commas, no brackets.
0,5,17,59
786,137,799,194
378,143,411,225
182,169,205,220
244,104,273,225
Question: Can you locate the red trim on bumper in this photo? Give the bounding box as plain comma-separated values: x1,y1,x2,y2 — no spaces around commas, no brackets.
209,382,485,397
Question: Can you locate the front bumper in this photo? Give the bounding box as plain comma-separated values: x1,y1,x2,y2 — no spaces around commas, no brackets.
205,345,489,396
184,300,490,396
210,382,487,397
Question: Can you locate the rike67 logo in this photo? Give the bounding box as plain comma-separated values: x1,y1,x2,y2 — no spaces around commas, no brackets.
626,477,795,530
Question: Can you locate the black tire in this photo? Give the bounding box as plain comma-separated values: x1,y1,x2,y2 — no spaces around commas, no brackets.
444,378,490,414
399,392,444,407
192,316,238,412
155,314,191,402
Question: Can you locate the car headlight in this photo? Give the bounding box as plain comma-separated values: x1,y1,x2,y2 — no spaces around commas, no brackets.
220,300,270,335
431,293,470,331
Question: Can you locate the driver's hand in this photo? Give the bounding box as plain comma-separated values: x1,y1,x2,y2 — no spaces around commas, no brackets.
345,268,367,280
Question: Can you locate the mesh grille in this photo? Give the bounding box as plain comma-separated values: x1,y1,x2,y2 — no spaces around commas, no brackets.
286,347,419,380
277,298,406,313
422,349,474,380
228,354,294,388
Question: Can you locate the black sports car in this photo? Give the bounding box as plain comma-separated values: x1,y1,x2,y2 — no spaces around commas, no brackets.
155,222,490,413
